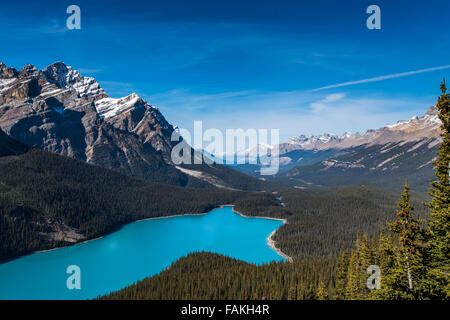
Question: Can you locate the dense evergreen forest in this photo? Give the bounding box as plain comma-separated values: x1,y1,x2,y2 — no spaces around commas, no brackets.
103,81,449,300
235,186,428,259
0,149,254,262
101,252,338,300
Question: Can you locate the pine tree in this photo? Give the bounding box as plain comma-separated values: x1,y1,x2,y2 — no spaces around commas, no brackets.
368,229,396,299
316,280,329,300
377,229,397,284
378,179,424,299
370,234,379,265
335,243,349,299
424,79,450,299
372,81,450,300
345,249,359,299
357,233,372,299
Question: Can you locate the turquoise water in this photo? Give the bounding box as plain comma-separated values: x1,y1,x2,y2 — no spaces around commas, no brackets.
0,206,284,300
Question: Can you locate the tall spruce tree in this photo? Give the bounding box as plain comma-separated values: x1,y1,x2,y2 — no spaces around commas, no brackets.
335,243,349,299
357,234,372,299
370,234,379,265
425,80,450,299
379,230,397,279
369,229,398,299
345,248,360,299
390,179,424,297
372,181,424,299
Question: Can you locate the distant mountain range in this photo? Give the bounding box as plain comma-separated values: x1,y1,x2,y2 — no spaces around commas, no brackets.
232,105,441,191
0,61,267,191
281,106,440,151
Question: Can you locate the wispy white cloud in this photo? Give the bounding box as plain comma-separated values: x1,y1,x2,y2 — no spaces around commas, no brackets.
310,93,346,113
150,88,433,141
313,65,450,91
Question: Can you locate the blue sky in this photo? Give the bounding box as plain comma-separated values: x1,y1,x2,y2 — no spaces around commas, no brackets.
1,0,449,140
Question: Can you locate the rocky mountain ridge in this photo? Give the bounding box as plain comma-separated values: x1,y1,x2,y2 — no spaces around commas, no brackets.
0,61,269,190
280,105,441,153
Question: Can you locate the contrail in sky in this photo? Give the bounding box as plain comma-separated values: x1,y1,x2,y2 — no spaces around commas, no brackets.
313,65,450,91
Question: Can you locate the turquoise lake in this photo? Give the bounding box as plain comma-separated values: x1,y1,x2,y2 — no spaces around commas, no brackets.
0,206,284,300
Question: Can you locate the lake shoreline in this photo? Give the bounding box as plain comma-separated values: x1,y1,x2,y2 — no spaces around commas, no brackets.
33,236,105,254
15,204,292,263
30,211,214,257
229,206,293,262
137,204,293,262
1,204,291,299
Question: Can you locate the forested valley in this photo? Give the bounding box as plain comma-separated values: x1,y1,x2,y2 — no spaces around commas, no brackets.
1,82,448,300
1,141,418,264
103,81,449,300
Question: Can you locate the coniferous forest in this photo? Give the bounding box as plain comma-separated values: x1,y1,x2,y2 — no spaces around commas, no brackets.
101,252,337,300
103,81,449,300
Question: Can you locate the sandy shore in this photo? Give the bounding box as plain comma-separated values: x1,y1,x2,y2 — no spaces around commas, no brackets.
230,206,293,262
135,211,208,222
266,230,293,262
33,236,105,255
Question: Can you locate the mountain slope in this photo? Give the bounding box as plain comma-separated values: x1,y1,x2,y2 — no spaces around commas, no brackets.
0,61,267,190
283,140,438,191
230,105,440,192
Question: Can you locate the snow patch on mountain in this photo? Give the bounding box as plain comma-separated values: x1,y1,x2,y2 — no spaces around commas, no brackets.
0,78,16,93
95,93,141,119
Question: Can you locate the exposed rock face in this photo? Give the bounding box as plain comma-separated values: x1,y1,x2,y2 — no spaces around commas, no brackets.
0,61,186,184
37,217,85,243
95,93,175,162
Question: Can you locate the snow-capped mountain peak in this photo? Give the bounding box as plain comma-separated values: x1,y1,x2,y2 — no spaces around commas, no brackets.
384,105,440,131
286,133,343,148
42,62,105,99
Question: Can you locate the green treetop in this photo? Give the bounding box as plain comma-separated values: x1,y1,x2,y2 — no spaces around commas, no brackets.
425,80,450,298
